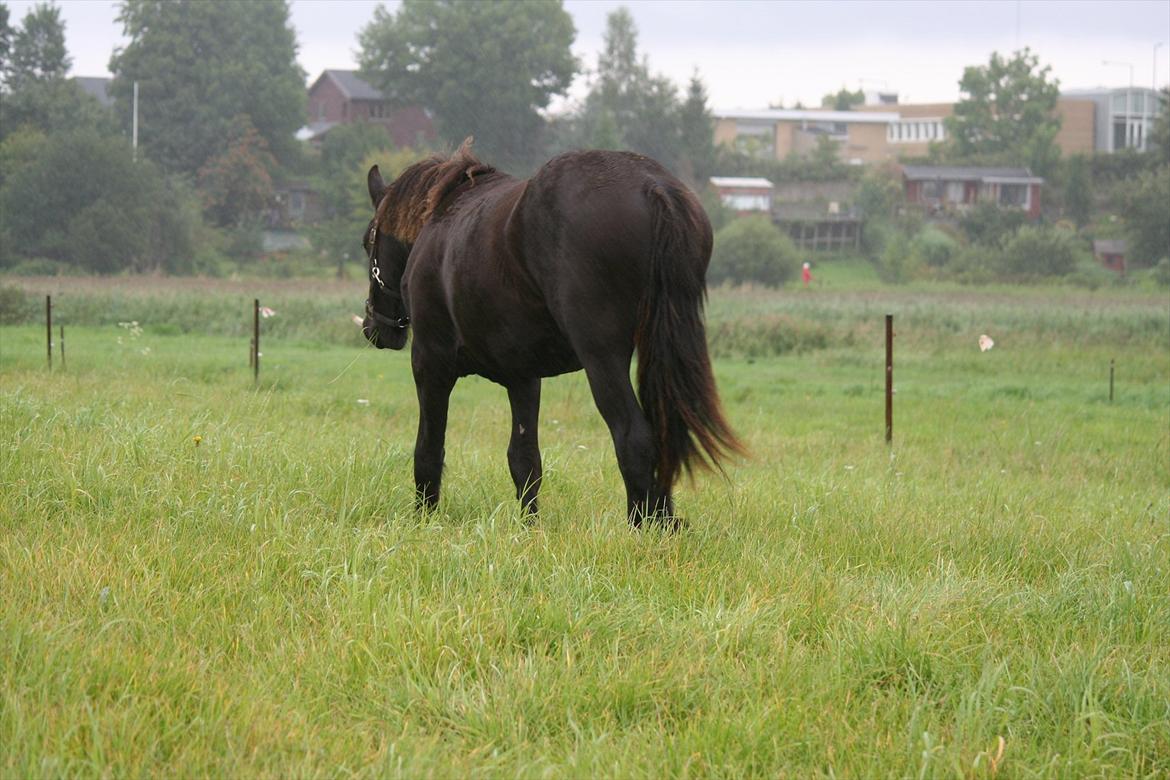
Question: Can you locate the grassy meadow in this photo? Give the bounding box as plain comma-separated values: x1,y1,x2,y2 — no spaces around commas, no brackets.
1,274,1168,777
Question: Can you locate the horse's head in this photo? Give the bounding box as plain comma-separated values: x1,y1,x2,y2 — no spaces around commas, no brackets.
362,165,411,350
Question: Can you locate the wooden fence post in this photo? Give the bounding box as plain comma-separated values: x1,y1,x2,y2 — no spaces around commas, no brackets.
885,314,893,444
46,295,52,371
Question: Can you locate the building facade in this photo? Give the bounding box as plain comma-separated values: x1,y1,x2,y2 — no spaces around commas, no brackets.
300,70,436,148
902,165,1043,220
715,86,1163,164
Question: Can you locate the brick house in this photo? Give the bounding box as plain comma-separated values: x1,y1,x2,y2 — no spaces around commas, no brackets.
901,165,1043,220
300,69,436,148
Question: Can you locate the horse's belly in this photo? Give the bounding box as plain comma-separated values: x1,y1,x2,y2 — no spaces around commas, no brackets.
455,324,580,383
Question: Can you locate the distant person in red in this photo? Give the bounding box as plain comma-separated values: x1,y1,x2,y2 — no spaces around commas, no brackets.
801,261,812,287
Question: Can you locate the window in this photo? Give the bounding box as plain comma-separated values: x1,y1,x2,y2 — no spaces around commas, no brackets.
1113,119,1128,150
721,193,771,211
922,181,941,200
889,119,944,144
946,182,964,203
999,184,1027,207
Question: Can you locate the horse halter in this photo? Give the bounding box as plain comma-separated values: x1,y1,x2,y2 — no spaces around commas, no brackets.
366,223,411,330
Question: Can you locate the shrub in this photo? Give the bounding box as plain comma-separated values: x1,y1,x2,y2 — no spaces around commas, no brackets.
860,219,892,260
1120,166,1170,268
875,232,925,284
0,284,30,324
0,128,199,273
709,216,799,287
999,226,1087,278
911,225,959,268
1153,257,1170,287
958,202,1028,247
946,244,998,285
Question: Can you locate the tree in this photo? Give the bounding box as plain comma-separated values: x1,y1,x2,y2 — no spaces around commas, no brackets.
0,2,13,88
709,216,798,287
821,87,864,111
575,8,683,171
0,127,198,272
196,117,277,228
108,0,305,177
1062,155,1091,228
0,3,112,143
1120,166,1170,267
308,123,400,267
944,48,1061,177
359,0,576,170
3,1,68,93
1148,86,1170,166
678,72,715,185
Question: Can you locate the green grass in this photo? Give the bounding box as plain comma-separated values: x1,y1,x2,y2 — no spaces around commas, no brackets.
2,280,1168,777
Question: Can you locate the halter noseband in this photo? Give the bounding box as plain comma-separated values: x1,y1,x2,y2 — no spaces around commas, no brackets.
366,223,410,330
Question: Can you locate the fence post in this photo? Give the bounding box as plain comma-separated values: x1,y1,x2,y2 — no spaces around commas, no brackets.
1109,358,1115,403
59,324,65,370
253,298,260,383
885,313,893,444
46,295,52,371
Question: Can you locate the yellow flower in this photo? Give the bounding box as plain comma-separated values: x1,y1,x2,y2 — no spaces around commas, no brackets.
193,435,203,447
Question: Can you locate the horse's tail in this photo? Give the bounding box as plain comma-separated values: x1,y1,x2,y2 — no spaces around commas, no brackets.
636,181,745,493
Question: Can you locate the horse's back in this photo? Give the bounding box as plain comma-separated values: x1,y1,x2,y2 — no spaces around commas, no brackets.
516,150,711,348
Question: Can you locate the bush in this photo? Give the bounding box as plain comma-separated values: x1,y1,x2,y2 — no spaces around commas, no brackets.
709,216,799,287
0,128,199,273
0,284,30,324
1120,166,1170,268
875,232,925,284
999,226,1087,278
1065,256,1120,290
860,219,892,260
1153,257,1170,287
911,225,959,268
958,202,1028,247
946,244,998,285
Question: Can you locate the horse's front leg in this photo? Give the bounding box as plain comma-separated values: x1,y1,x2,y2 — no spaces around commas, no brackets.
412,356,455,512
506,378,542,516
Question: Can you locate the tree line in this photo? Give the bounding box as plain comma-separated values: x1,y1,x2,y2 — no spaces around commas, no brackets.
0,0,1165,279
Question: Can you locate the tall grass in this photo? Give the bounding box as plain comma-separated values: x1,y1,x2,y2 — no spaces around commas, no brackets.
1,279,1168,777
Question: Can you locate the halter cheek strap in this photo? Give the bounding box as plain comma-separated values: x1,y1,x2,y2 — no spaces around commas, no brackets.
366,225,410,329
368,224,387,290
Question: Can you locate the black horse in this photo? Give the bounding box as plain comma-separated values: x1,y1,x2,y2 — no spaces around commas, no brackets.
361,140,742,527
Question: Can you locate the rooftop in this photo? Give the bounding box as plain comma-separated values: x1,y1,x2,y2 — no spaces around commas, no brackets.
901,165,1042,184
709,176,774,189
715,109,900,124
314,69,384,101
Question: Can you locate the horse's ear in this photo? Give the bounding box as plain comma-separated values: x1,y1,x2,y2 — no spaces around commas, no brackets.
367,165,387,208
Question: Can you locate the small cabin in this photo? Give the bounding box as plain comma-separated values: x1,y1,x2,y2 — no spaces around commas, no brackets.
709,177,774,214
1092,239,1127,274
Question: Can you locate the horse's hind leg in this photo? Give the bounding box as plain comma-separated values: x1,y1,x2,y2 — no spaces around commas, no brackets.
412,356,455,512
506,378,542,515
581,356,674,528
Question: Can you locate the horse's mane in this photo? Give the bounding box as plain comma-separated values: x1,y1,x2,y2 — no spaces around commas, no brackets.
375,138,495,243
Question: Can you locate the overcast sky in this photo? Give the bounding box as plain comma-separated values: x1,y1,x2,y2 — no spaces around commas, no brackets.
8,0,1170,111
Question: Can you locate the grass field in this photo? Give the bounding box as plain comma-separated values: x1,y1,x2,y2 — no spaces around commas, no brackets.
2,276,1168,777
